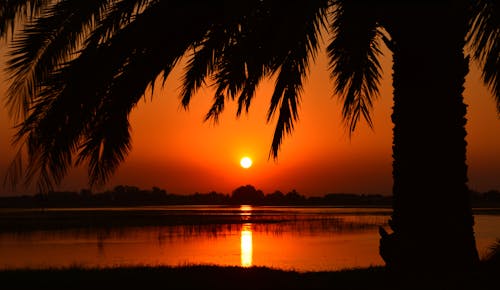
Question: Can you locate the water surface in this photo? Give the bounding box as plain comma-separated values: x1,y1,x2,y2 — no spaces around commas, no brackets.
0,206,498,271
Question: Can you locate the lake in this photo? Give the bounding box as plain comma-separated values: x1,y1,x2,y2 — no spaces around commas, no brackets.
0,206,499,272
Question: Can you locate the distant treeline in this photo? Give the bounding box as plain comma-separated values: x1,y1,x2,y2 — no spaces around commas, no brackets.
0,185,499,208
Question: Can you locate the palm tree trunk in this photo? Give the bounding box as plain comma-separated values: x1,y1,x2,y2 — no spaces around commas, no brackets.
380,1,479,271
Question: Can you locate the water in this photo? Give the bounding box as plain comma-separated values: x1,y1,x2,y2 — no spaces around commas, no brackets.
0,206,498,272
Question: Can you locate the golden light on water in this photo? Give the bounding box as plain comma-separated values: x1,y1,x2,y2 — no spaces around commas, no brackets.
240,205,252,213
240,223,253,267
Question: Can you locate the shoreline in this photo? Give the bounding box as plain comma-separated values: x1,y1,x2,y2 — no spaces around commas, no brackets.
0,264,497,290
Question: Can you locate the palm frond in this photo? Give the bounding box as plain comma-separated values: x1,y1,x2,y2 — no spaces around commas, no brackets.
0,0,50,39
10,0,216,190
266,0,328,158
233,10,271,117
14,65,87,191
236,64,264,116
78,111,132,187
267,60,303,158
182,1,329,158
182,1,267,120
210,27,265,120
2,146,24,190
204,87,226,123
205,38,248,122
468,0,500,114
327,0,384,134
78,1,219,186
6,0,112,120
180,28,225,109
85,0,155,46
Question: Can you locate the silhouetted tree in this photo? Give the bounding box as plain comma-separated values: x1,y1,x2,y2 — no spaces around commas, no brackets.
265,190,285,204
362,1,487,271
2,0,499,272
327,0,498,271
285,189,306,204
484,190,500,201
151,186,164,194
231,185,264,205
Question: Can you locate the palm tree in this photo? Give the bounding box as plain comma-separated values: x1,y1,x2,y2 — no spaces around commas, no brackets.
374,1,479,271
1,0,499,271
334,0,499,271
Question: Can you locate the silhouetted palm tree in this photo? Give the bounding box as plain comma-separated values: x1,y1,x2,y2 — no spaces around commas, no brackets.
359,0,498,271
2,0,499,271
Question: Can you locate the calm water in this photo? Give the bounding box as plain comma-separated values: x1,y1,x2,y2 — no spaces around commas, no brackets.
0,206,499,272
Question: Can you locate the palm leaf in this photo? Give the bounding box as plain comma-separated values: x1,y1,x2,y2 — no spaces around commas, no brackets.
6,0,112,120
184,1,267,121
85,0,155,46
181,27,227,109
232,9,270,117
468,0,500,114
180,0,260,109
10,0,217,190
327,0,384,134
0,0,50,39
266,0,328,158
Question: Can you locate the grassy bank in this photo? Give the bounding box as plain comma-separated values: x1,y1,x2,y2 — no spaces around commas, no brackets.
0,264,498,290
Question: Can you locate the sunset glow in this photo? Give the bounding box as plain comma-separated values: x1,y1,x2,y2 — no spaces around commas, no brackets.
240,157,253,169
0,46,499,196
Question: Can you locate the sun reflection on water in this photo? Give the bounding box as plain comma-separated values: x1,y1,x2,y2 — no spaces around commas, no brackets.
240,204,252,222
240,223,253,267
239,205,252,215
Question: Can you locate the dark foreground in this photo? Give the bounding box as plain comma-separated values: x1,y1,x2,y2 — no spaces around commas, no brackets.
0,264,498,290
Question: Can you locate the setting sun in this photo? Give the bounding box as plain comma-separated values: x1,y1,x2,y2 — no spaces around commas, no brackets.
240,157,253,169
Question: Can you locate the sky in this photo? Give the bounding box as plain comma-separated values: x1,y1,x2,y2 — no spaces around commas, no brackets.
1,44,499,196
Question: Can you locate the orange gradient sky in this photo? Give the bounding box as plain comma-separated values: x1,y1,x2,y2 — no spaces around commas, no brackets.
1,44,499,196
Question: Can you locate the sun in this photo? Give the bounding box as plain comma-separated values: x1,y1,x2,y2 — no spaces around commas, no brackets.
240,157,253,169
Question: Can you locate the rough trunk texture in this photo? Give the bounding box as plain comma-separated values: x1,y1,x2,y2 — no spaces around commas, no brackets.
379,1,479,272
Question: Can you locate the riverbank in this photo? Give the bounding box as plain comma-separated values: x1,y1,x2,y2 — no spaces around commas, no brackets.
0,264,497,290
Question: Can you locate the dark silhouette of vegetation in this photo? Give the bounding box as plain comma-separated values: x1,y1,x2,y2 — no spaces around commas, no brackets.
2,185,499,209
471,189,500,207
1,0,499,272
0,184,392,207
231,185,265,205
0,263,498,290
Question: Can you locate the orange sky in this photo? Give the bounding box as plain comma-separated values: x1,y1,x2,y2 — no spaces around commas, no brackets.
1,44,499,196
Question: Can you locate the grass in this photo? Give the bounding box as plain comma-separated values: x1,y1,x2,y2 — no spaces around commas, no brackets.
0,264,498,290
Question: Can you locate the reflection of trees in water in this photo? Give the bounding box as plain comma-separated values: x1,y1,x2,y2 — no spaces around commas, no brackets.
96,229,112,256
154,214,389,240
158,223,237,241
2,213,389,246
252,215,388,236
